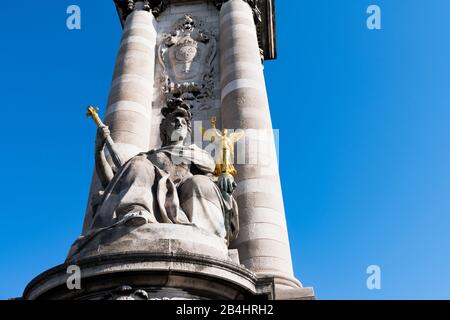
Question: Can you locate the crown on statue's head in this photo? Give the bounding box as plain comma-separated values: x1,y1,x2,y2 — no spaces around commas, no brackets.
161,98,193,121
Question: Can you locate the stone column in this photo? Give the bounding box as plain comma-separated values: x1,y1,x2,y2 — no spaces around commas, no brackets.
105,1,157,158
82,1,157,234
219,0,301,290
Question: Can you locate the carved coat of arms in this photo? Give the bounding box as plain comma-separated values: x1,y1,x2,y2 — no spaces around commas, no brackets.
158,15,217,110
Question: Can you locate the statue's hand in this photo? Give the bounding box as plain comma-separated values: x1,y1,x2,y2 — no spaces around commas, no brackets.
218,174,237,195
99,126,110,139
95,126,110,151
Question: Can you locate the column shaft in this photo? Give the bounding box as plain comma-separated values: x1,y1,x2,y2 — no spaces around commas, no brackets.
105,6,157,158
219,0,301,289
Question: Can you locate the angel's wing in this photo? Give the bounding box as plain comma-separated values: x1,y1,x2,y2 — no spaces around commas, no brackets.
229,131,245,143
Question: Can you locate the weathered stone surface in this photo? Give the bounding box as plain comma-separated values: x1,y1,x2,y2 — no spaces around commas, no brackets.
67,224,229,263
114,0,276,60
275,287,317,300
151,2,221,151
24,250,275,300
219,0,300,290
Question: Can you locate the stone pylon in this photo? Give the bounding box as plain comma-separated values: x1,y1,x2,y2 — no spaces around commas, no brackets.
23,0,314,300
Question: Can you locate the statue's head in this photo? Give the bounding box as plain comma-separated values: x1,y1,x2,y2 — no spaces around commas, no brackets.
181,15,195,31
160,98,192,146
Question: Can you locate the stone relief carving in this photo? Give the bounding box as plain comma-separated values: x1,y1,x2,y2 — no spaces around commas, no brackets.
115,0,168,19
106,286,149,300
158,15,217,111
104,285,199,300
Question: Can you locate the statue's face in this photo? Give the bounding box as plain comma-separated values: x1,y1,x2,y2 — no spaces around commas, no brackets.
183,17,194,31
166,116,189,144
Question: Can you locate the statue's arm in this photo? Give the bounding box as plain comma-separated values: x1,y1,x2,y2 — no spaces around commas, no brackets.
95,127,114,189
212,129,223,140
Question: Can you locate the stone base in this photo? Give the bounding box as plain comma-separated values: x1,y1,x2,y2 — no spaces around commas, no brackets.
275,287,316,300
24,251,278,300
23,224,272,299
23,224,315,300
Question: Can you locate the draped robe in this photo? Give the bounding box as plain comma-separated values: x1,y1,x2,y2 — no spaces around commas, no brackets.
88,144,239,242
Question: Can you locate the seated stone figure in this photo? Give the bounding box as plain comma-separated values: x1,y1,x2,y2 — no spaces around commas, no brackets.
86,101,239,244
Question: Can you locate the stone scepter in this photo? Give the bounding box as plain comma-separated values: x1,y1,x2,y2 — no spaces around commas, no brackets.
86,106,123,175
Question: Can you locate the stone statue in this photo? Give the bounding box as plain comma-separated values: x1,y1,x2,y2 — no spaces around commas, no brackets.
83,100,239,246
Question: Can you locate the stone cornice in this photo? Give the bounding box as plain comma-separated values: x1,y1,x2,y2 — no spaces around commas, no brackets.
113,0,277,60
212,0,262,25
260,0,277,60
114,0,168,21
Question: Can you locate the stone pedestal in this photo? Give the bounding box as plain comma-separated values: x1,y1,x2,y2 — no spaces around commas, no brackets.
23,224,315,300
23,225,277,300
23,254,277,300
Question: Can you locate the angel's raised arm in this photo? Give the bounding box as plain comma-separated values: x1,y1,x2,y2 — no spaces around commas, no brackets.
202,128,223,143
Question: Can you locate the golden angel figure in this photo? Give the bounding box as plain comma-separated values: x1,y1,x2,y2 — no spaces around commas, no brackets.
202,117,245,177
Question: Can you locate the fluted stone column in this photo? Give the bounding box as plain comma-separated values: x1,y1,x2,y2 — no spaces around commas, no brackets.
219,0,301,290
105,1,157,158
82,2,157,234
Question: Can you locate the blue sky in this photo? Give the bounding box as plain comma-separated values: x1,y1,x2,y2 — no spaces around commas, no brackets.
1,0,450,299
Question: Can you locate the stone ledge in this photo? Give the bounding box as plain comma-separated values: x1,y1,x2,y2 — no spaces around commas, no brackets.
275,287,317,300
66,224,230,263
